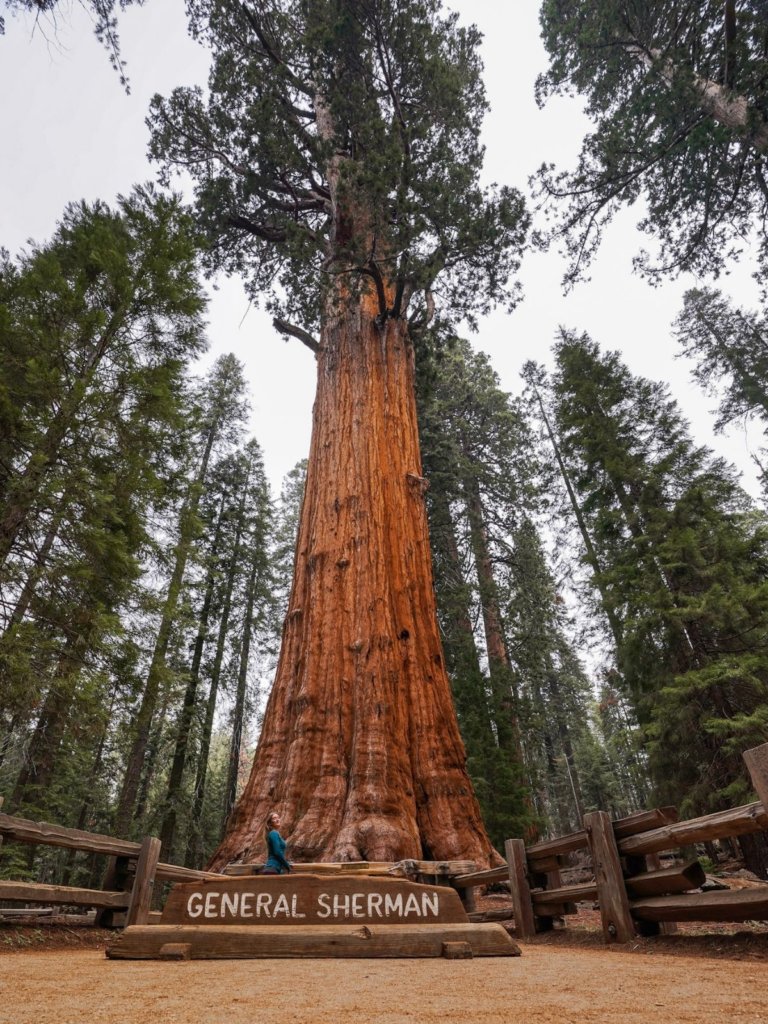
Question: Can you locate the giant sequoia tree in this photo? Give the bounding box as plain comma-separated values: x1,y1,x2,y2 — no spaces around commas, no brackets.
150,0,526,866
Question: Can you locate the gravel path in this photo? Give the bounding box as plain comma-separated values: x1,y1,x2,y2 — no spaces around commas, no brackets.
0,943,764,1024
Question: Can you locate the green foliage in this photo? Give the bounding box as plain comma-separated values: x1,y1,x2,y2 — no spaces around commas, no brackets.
547,331,768,811
536,1,768,285
149,0,527,333
0,188,208,836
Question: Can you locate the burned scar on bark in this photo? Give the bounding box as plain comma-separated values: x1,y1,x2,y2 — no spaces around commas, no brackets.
406,472,429,495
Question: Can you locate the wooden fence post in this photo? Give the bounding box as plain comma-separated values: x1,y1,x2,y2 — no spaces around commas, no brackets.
126,836,161,927
505,838,536,939
584,811,635,943
744,743,768,810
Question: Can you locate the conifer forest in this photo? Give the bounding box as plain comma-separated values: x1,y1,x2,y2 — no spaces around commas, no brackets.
1,0,768,883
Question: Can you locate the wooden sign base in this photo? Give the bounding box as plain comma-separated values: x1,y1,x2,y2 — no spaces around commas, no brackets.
104,873,521,960
106,921,520,959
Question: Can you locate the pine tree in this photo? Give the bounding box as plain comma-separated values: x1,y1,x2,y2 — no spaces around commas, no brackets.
114,354,248,837
549,331,768,821
0,190,207,829
416,338,539,842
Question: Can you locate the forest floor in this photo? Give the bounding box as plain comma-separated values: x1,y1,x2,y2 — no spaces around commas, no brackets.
1,882,766,1023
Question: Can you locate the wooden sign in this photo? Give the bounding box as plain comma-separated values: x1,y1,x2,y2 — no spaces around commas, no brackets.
160,874,468,926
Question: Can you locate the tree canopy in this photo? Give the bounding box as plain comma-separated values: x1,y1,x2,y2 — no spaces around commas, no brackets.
536,1,768,286
148,0,527,334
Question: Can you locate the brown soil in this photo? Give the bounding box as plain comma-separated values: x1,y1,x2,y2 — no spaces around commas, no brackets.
0,942,765,1024
2,879,766,1023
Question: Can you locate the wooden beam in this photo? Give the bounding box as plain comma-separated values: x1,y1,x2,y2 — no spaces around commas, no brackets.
468,907,515,923
618,802,768,858
630,888,768,923
585,811,636,943
525,829,588,865
126,836,161,927
531,882,598,906
106,922,522,960
452,865,508,888
524,807,679,871
223,862,401,877
613,807,678,838
0,880,130,909
744,743,768,810
155,864,225,883
625,860,705,899
505,838,536,939
0,812,140,857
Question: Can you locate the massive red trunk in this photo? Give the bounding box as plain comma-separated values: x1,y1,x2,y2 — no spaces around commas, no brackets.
210,294,495,869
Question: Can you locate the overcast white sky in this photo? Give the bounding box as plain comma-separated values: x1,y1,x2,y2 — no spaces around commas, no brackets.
1,0,764,494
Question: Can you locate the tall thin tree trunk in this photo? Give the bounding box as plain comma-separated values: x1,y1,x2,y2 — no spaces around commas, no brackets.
186,491,247,866
114,416,219,836
158,489,228,860
9,615,92,813
223,549,263,828
211,295,495,868
0,312,126,570
533,384,624,650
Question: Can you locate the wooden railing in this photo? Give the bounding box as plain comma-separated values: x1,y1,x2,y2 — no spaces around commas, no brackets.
1,742,766,941
0,814,221,927
455,742,768,943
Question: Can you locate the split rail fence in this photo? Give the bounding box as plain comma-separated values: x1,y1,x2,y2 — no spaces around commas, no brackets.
0,742,766,942
453,741,768,942
0,810,220,927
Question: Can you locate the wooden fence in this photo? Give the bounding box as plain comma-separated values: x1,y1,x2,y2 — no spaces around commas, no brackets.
1,742,766,941
0,813,220,927
453,741,768,942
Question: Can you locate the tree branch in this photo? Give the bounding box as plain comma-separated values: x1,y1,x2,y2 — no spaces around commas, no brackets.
627,44,768,152
228,214,287,243
272,317,322,354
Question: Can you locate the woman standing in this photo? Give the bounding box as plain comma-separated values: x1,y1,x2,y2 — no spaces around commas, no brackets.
262,811,291,874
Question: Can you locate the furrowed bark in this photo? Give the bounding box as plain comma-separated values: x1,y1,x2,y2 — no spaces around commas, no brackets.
210,289,495,868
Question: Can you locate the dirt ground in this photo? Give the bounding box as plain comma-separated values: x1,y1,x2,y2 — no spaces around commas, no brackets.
2,884,767,1024
0,940,766,1024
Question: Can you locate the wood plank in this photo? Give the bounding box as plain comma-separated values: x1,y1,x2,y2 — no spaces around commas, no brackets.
585,811,636,943
613,807,678,839
505,838,536,939
160,874,469,926
525,830,588,865
452,865,508,888
106,922,521,960
0,880,130,909
619,802,768,857
393,856,479,880
523,808,678,871
126,836,161,927
630,888,768,923
0,812,220,885
468,908,514,923
744,743,768,811
155,864,224,883
625,860,705,898
0,812,140,857
531,882,598,905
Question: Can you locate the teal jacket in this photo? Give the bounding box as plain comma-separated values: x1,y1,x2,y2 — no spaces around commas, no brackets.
265,829,291,873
